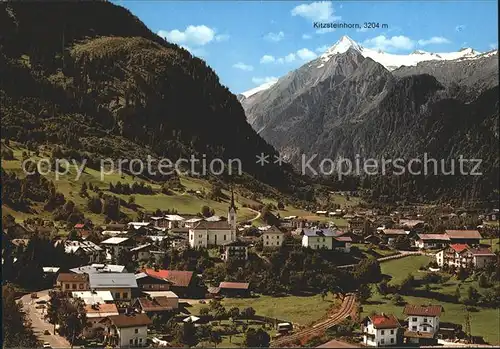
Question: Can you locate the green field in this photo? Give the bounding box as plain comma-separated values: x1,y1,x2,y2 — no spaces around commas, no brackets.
188,294,339,327
481,238,499,252
363,256,500,344
361,288,499,345
380,255,433,285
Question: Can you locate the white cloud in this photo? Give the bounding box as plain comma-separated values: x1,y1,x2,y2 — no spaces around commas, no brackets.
284,53,296,62
302,34,312,40
232,62,254,71
291,1,340,22
455,24,466,32
260,55,276,64
363,35,415,52
297,48,318,60
417,36,451,46
316,45,329,53
252,76,279,85
316,27,336,34
158,25,216,46
215,34,230,42
264,31,285,42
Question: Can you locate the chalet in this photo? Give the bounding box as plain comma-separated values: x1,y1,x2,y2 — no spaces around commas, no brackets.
415,234,450,250
165,215,186,229
57,240,105,263
218,281,251,297
88,273,138,301
362,313,401,346
435,244,469,268
459,247,496,268
148,216,168,228
100,237,134,261
130,243,153,262
403,304,443,345
100,312,152,348
262,226,284,248
222,239,249,262
139,269,197,297
189,221,235,248
444,230,482,245
132,294,179,315
83,303,119,339
56,273,89,291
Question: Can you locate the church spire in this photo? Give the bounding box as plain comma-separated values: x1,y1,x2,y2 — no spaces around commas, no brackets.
229,185,237,211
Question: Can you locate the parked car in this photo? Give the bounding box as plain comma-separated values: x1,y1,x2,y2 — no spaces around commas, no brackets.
43,342,51,348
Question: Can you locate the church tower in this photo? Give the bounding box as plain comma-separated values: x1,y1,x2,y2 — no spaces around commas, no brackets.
228,186,237,239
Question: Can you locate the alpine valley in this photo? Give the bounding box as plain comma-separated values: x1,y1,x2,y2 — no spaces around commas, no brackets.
239,36,499,204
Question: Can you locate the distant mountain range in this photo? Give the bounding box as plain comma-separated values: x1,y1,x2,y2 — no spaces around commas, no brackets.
239,36,499,203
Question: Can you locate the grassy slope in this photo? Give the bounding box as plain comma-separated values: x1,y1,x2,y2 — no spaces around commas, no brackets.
188,294,339,327
2,142,360,226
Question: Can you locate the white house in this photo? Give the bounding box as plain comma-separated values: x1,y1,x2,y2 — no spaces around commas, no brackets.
221,239,249,262
189,221,235,248
165,215,186,229
262,226,284,248
459,247,496,268
435,244,494,269
101,312,152,347
362,313,400,346
301,228,351,252
403,304,443,344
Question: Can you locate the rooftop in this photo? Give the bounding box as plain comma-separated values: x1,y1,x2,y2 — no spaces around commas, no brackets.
219,281,250,290
100,237,130,245
89,273,138,289
445,230,482,239
57,273,88,283
403,304,443,317
85,303,119,318
72,290,114,303
142,269,194,287
417,234,450,241
368,314,401,329
70,264,126,274
192,220,231,230
107,313,152,328
449,244,469,253
302,228,342,237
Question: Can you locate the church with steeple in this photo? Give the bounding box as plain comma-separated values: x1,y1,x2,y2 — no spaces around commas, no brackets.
188,185,237,248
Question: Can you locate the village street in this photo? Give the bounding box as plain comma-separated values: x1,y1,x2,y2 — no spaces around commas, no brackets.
19,290,71,348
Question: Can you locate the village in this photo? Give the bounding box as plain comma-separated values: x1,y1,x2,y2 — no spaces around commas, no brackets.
2,190,499,348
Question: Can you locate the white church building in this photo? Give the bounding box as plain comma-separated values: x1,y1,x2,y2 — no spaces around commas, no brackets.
188,189,237,248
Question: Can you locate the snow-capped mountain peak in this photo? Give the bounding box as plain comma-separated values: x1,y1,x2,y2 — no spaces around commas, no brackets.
240,79,278,99
316,37,481,71
319,35,362,63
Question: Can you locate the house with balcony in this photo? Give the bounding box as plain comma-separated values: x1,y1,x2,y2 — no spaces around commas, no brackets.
444,230,482,245
415,234,450,249
221,239,249,262
88,273,138,302
403,304,443,345
362,313,401,346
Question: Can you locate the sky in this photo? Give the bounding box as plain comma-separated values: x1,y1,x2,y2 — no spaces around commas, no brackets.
114,1,498,94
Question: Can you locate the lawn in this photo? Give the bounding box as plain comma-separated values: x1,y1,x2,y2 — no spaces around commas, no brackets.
364,255,500,345
481,238,499,252
380,255,433,285
352,243,399,259
188,294,340,327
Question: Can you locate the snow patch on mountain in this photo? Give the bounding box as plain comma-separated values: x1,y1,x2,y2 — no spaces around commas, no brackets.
240,79,278,98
